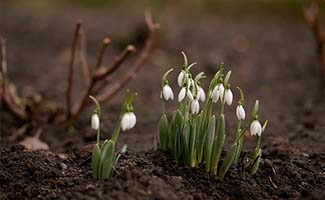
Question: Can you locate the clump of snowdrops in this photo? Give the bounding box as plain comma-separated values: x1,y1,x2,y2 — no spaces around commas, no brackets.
90,91,136,180
158,52,267,178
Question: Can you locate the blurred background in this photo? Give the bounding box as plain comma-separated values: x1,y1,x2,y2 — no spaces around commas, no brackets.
1,0,324,153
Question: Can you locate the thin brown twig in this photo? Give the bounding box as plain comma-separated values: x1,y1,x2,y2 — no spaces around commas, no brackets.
95,38,111,69
97,11,160,103
94,45,136,80
0,37,27,120
78,28,90,88
304,0,325,96
66,21,82,118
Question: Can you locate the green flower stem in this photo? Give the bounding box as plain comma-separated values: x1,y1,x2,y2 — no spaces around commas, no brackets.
97,129,101,145
112,117,122,143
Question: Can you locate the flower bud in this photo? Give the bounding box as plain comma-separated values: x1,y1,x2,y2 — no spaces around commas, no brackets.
250,120,262,136
225,89,233,105
191,99,200,114
91,114,100,130
236,105,245,120
162,85,174,101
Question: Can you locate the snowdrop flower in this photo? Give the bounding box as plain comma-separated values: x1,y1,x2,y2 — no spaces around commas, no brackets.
91,114,100,130
178,87,186,102
178,87,194,102
250,120,262,136
198,87,206,102
121,112,137,131
191,99,200,114
211,84,224,103
177,71,186,87
162,85,174,101
225,89,233,105
236,105,245,120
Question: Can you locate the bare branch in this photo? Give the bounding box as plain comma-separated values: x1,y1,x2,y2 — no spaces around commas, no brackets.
66,21,82,118
0,36,7,82
304,0,325,85
71,45,135,117
94,45,136,80
0,37,27,120
78,28,90,88
97,11,160,103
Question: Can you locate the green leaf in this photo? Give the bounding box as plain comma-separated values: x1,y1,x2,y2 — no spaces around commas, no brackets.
250,148,262,175
219,143,238,179
233,134,244,164
196,113,205,164
158,114,169,151
251,100,259,120
182,120,191,165
99,139,115,180
91,144,101,179
204,115,216,172
210,114,225,175
189,122,197,167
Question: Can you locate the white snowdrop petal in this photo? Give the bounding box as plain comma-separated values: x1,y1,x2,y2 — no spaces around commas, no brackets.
198,87,206,102
91,114,100,130
187,90,194,101
225,90,233,105
169,87,174,100
191,100,200,114
177,71,184,87
178,87,186,102
211,86,220,103
121,113,131,131
218,84,225,99
239,106,245,120
128,112,137,129
256,122,262,136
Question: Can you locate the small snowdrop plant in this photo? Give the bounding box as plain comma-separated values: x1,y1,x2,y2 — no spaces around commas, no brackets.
158,52,268,178
90,91,136,180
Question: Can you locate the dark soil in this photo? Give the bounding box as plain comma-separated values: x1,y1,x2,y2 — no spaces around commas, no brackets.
1,1,325,199
1,145,324,200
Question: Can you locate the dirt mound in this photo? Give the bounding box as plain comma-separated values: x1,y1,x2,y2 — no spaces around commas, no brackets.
1,145,324,199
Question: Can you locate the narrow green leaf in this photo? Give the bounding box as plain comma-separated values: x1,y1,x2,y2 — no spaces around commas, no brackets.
182,121,191,165
158,114,169,151
189,122,197,167
219,143,238,179
204,115,216,172
91,144,101,179
99,139,115,180
250,148,262,175
233,135,244,164
251,100,259,120
210,114,225,175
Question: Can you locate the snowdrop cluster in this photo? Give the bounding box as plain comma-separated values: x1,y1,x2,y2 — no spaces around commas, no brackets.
89,91,136,180
158,52,268,178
